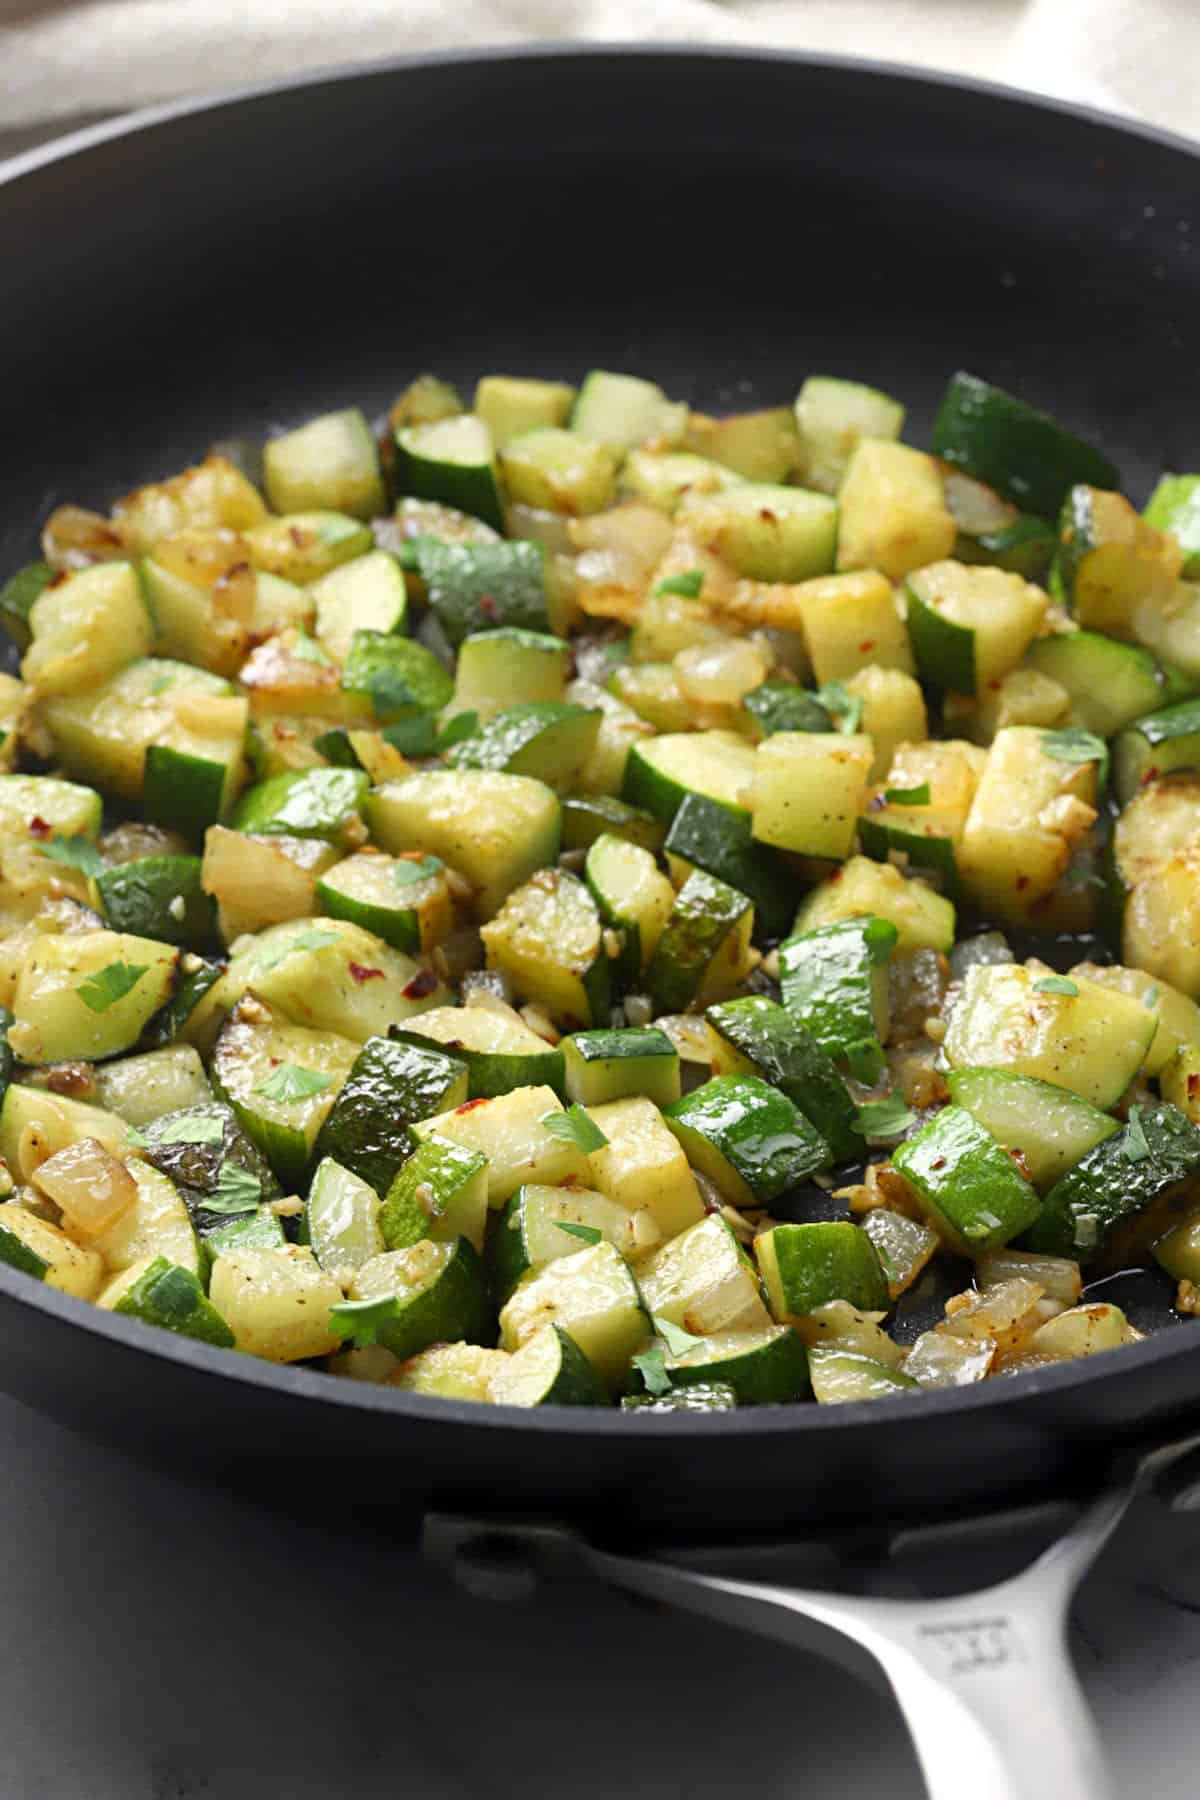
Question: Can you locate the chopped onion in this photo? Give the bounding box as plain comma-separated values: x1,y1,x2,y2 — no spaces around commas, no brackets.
32,1137,137,1237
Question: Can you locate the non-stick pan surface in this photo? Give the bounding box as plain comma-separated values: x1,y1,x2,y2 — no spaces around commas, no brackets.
2,46,1200,1542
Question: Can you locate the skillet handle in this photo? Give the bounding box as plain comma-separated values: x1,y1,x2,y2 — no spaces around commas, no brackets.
585,1478,1133,1800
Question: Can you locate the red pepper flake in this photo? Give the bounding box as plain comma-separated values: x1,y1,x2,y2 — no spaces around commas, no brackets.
348,962,384,984
27,816,51,839
758,508,777,524
402,967,439,1000
454,1097,490,1114
858,640,875,655
930,1156,947,1171
988,679,1002,692
477,593,498,620
1189,1073,1200,1099
1143,767,1159,785
1015,875,1029,891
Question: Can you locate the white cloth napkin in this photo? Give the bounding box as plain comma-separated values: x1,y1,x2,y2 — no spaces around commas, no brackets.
1,0,1196,158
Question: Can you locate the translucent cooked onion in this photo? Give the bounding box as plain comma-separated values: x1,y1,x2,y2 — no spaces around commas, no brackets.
41,505,125,571
31,1137,137,1237
675,639,770,709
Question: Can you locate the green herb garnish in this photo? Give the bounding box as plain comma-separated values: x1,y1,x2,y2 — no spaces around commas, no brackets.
393,854,444,889
328,1295,399,1348
1041,726,1109,787
556,1221,604,1246
436,711,481,751
541,1105,609,1153
76,960,149,1013
817,680,864,736
884,783,931,806
255,1064,335,1104
631,1341,672,1396
855,1095,916,1140
1123,1105,1151,1164
654,569,705,600
384,715,438,757
39,834,104,879
153,1115,226,1146
1034,975,1079,997
291,630,328,665
863,919,897,964
205,1163,263,1215
652,1315,706,1357
257,927,340,972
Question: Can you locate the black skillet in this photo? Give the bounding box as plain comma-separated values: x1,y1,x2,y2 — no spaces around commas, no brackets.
2,46,1200,1797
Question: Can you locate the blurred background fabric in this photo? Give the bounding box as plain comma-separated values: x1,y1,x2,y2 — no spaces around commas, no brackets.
1,0,1198,162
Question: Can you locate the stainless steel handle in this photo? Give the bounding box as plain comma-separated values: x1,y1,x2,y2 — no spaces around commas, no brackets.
426,1432,1200,1800
589,1479,1132,1800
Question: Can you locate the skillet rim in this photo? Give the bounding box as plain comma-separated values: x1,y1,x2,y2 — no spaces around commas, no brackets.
1,41,1199,1444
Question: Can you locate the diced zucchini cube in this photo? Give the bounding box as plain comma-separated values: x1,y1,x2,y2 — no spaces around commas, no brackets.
893,1105,1042,1254
498,1239,647,1389
264,408,386,519
835,440,956,581
209,1245,344,1361
748,731,873,859
584,1095,705,1238
756,1222,888,1320
638,1215,771,1337
414,1086,590,1208
797,570,913,684
664,1074,829,1208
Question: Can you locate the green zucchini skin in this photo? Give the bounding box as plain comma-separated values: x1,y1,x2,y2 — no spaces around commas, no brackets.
391,1016,566,1103
742,682,833,738
931,371,1119,518
393,417,505,531
560,794,666,854
412,539,549,647
95,854,218,949
341,631,454,721
380,1134,488,1254
1027,1103,1200,1263
488,1322,610,1407
113,1255,235,1347
143,744,230,844
1113,696,1200,803
231,767,368,842
136,1102,284,1241
622,1382,738,1412
562,1028,680,1109
1025,631,1194,740
857,811,960,900
646,871,752,1014
893,1105,1042,1254
0,1008,13,1113
445,702,600,786
371,1238,493,1362
201,1207,287,1266
1145,473,1200,577
665,1073,829,1205
0,560,54,651
312,1036,469,1195
705,995,862,1166
757,1221,889,1318
664,793,792,941
946,1067,1118,1192
655,1325,810,1405
778,917,896,1085
143,958,225,1049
